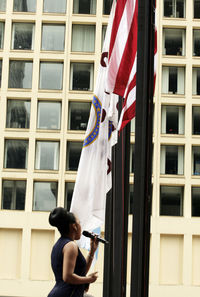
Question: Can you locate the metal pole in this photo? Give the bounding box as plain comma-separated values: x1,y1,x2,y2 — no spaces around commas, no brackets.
130,0,155,296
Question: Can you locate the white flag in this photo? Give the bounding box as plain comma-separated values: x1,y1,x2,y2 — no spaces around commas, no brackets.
70,2,118,233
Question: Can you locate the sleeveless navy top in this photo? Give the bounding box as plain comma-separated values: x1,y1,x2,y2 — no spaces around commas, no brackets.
48,237,86,297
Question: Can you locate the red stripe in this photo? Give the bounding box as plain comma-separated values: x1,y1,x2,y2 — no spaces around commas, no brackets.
121,73,136,109
109,0,127,60
113,0,138,96
154,30,157,54
120,101,136,131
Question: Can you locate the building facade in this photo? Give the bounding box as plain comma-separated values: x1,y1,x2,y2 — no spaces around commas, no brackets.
0,0,200,297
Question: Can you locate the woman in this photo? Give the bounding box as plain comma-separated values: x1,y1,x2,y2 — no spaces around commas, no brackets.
48,207,99,297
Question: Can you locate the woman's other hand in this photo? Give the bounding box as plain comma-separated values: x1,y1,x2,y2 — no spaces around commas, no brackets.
88,271,98,283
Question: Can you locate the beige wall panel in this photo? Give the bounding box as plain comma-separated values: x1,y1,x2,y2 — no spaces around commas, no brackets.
0,228,22,279
192,235,200,285
159,234,183,285
30,230,54,280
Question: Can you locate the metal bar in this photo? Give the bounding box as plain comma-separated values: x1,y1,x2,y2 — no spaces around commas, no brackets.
130,0,155,296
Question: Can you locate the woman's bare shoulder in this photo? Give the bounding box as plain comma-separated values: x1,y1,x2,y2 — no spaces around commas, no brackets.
63,241,78,254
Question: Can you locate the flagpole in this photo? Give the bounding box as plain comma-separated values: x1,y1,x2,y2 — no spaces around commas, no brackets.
103,98,130,297
130,0,155,297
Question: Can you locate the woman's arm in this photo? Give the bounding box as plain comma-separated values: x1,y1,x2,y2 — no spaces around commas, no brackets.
62,241,98,284
85,237,99,274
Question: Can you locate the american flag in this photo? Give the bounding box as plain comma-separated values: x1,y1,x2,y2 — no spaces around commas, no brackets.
107,0,157,131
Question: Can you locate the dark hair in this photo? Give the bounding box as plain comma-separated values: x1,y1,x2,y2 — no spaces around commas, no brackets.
49,207,76,236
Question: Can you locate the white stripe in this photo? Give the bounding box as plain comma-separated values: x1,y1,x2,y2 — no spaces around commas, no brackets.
106,0,136,92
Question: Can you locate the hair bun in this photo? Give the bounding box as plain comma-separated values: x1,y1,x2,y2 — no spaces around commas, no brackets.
49,207,67,227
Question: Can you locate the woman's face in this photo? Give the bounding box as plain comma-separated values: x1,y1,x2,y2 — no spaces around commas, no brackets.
74,216,81,240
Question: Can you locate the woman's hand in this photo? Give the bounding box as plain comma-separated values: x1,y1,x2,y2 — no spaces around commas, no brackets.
90,235,99,254
87,271,98,283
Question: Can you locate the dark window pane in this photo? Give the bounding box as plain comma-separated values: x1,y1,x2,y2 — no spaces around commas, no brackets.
192,187,200,217
73,0,96,14
103,0,112,15
68,101,90,130
71,63,93,91
13,0,36,12
193,30,200,56
166,108,178,134
2,180,26,210
160,186,183,216
8,61,33,89
193,106,200,135
12,23,34,50
164,29,184,56
165,146,178,174
169,67,177,94
4,139,28,169
163,0,184,18
6,100,30,128
194,0,200,18
193,148,200,175
65,182,74,211
66,142,82,171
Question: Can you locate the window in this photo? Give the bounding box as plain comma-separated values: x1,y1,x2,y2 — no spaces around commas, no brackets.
6,99,30,129
12,23,34,50
0,60,2,88
71,25,95,53
102,25,107,49
193,30,200,56
0,23,4,49
66,141,82,171
130,144,135,173
129,184,134,214
103,0,112,15
33,181,57,211
65,182,74,210
163,0,185,18
2,180,26,210
70,63,94,91
130,118,135,133
160,186,183,216
39,62,63,90
68,101,90,130
73,0,96,14
4,139,28,169
8,60,33,89
163,28,185,56
192,146,200,175
193,106,200,135
41,24,65,51
37,101,61,130
43,0,66,13
162,66,185,95
194,0,200,19
192,187,200,216
0,0,6,11
160,145,184,175
161,105,185,134
13,0,36,12
192,68,200,95
35,141,60,170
